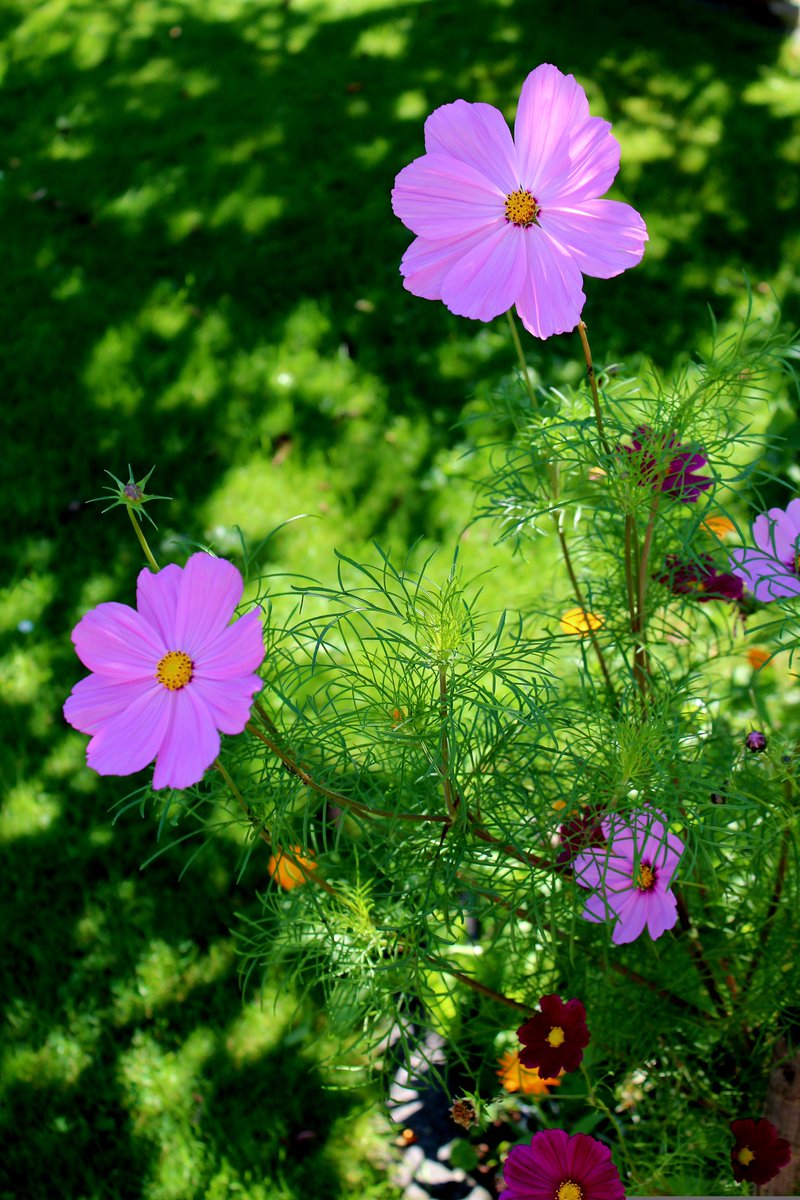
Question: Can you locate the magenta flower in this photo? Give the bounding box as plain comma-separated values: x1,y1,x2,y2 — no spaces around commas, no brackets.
729,499,800,602
64,552,265,790
391,63,647,341
621,426,712,502
654,553,744,607
573,809,685,945
500,1129,625,1200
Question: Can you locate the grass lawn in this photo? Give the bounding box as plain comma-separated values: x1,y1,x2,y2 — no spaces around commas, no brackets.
1,0,799,1195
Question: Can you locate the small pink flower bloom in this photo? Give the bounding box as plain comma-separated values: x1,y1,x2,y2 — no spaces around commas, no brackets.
573,808,684,945
500,1128,625,1200
729,498,800,602
392,63,647,341
64,552,265,790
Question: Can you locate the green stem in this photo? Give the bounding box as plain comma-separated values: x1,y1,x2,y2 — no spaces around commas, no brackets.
555,521,618,708
579,1063,637,1180
505,309,537,408
127,506,160,572
577,321,612,458
439,665,458,824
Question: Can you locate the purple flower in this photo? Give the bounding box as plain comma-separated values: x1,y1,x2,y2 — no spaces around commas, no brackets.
555,805,606,868
654,553,744,605
64,552,265,790
500,1128,625,1200
573,808,685,945
729,499,800,602
622,426,712,502
391,64,647,341
745,730,768,753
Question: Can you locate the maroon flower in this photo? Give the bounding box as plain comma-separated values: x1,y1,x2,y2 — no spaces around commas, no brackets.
745,730,768,753
654,553,744,606
730,1117,791,1185
500,1128,625,1200
622,426,712,502
517,994,590,1078
556,806,606,868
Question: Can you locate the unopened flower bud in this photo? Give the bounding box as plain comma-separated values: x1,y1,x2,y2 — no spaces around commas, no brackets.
745,730,767,753
123,483,144,503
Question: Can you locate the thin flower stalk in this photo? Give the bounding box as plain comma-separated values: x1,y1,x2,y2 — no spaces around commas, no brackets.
577,320,612,458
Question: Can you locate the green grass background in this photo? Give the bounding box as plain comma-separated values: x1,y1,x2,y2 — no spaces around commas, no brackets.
1,0,799,1196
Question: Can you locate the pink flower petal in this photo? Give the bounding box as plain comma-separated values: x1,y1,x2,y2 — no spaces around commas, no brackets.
173,553,244,657
191,674,263,735
399,228,496,302
152,688,221,790
515,228,585,339
729,548,800,602
136,563,182,646
536,114,621,206
85,684,170,777
644,890,679,939
753,506,800,562
392,152,505,240
64,673,156,736
72,601,165,680
440,223,527,322
541,199,647,279
610,891,648,944
194,609,265,680
424,99,519,193
514,64,591,192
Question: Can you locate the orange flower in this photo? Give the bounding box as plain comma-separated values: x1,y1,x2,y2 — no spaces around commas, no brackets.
701,515,736,537
559,608,604,637
268,845,316,890
747,647,770,671
497,1050,561,1095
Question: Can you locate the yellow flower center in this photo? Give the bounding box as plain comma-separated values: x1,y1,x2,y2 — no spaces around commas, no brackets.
556,1180,583,1200
505,188,540,227
737,1146,755,1166
546,1025,566,1047
156,650,194,691
636,863,655,891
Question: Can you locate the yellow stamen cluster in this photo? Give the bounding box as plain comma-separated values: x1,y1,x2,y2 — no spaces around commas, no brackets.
556,1180,583,1200
636,863,656,891
737,1147,755,1166
505,188,540,226
156,650,193,691
546,1025,566,1047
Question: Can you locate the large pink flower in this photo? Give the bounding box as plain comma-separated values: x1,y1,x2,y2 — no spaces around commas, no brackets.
64,552,265,790
392,63,647,340
500,1129,625,1200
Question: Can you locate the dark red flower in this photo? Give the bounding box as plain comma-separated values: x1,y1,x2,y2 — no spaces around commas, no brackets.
730,1117,791,1185
556,806,606,868
517,994,590,1078
745,730,768,753
622,426,712,502
654,553,744,606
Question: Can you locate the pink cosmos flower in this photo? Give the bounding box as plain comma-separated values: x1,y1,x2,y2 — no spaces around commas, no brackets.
64,552,265,790
729,499,800,602
500,1129,625,1200
391,63,647,340
573,808,685,945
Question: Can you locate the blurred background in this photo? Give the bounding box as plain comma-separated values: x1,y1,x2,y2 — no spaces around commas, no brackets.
2,0,799,1196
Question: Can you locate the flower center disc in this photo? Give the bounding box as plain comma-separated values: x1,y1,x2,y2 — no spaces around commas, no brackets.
505,188,540,226
636,863,656,891
546,1025,566,1048
737,1146,755,1166
156,650,193,691
556,1180,583,1200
